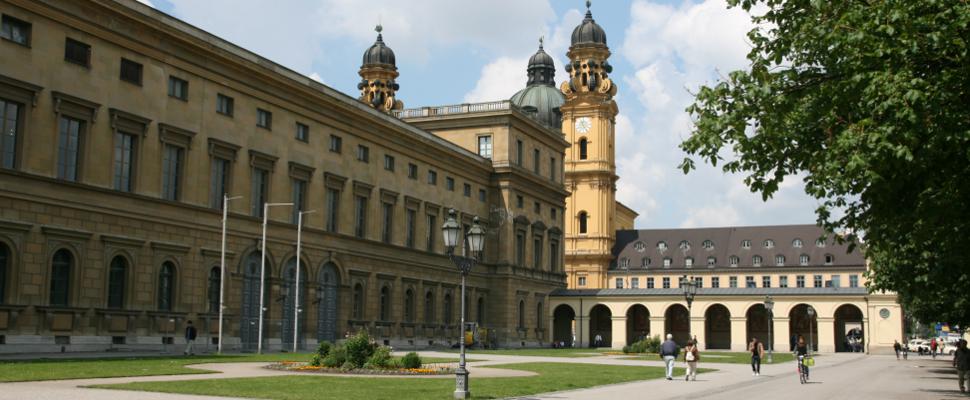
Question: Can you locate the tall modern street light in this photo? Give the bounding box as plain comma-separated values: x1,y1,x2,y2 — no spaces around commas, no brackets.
217,194,242,354
681,275,697,343
764,295,774,363
258,202,293,354
807,306,816,356
442,209,485,400
293,210,315,353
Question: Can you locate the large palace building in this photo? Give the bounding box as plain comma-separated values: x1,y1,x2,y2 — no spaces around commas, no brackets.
0,0,901,354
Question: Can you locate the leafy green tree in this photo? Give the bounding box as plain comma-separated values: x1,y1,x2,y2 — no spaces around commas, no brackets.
680,0,970,325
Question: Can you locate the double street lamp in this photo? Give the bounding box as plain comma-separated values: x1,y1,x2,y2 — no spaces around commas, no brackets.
681,275,697,343
258,202,293,354
807,306,816,356
441,209,485,400
764,295,774,363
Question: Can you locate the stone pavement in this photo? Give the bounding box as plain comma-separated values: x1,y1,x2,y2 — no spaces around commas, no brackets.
0,351,963,399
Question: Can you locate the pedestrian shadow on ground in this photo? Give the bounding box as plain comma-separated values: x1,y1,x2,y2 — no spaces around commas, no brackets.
927,368,958,375
917,388,968,399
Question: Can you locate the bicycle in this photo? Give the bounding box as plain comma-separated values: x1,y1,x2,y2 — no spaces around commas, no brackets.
797,354,812,384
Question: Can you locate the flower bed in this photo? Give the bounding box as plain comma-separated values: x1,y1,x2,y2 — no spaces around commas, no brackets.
268,361,455,376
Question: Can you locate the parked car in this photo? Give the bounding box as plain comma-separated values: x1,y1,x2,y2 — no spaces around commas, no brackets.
908,339,930,354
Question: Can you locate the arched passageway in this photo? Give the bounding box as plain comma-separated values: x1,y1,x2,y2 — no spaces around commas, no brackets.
834,304,865,352
589,304,612,348
789,304,819,351
665,304,690,346
281,258,307,350
317,263,340,343
746,304,772,350
705,304,731,349
553,304,576,347
241,252,270,352
626,305,650,345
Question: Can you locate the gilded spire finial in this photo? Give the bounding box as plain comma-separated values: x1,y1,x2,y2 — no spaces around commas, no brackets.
539,36,544,50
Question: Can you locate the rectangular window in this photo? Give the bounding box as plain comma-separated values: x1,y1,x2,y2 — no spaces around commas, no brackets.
516,195,523,208
405,209,416,248
615,278,624,289
550,157,556,181
291,179,307,223
119,58,143,85
578,276,587,286
357,145,369,162
407,163,417,179
662,277,671,289
533,236,542,269
1,15,31,46
445,177,455,191
695,277,703,288
478,135,492,158
516,139,523,166
64,38,90,67
762,276,771,288
256,108,272,129
251,168,269,217
381,202,393,243
161,144,183,201
534,202,541,213
813,275,823,288
426,214,436,252
427,170,437,185
56,116,83,181
329,134,342,153
711,277,720,288
209,157,230,209
796,275,806,288
729,276,738,288
515,232,525,266
383,154,394,171
780,276,789,288
631,277,639,289
295,122,309,142
168,76,188,100
745,276,756,288
550,207,557,220
354,195,367,238
647,277,655,289
461,183,471,197
549,241,558,272
325,188,340,232
533,148,540,173
478,189,486,202
216,94,234,116
830,275,841,288
849,275,859,288
0,99,21,169
112,132,136,192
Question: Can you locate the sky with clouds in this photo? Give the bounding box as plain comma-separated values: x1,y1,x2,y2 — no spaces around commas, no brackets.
141,0,820,230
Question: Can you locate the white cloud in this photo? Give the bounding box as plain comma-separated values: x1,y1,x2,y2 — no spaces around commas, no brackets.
136,0,155,7
309,72,325,84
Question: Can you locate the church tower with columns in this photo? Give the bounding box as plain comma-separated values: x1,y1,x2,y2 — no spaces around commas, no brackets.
358,25,403,113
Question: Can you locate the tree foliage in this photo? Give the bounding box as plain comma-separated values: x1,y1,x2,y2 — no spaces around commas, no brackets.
680,0,970,326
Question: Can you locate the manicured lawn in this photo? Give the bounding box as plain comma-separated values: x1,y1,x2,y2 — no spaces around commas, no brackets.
96,362,691,400
620,351,796,364
448,347,614,357
0,353,458,382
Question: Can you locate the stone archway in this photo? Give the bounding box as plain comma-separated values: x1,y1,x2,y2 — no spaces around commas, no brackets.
705,304,731,349
834,304,864,352
665,304,690,346
317,263,340,343
746,304,771,350
626,304,650,345
589,304,612,348
789,304,819,351
240,251,269,352
553,304,576,347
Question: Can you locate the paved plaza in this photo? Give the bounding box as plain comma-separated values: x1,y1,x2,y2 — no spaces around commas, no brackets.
0,352,964,400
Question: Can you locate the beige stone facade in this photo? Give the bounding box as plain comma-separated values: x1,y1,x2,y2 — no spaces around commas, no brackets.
0,0,566,352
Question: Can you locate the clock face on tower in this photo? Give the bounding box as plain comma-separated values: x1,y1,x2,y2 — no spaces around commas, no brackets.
575,117,592,134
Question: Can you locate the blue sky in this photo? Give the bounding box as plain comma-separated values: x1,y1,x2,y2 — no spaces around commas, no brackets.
141,0,820,230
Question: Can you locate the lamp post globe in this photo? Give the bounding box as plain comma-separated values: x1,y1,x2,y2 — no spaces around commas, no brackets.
764,295,774,363
681,275,696,344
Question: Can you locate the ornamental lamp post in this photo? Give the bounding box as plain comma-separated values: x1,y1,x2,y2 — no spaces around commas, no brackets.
681,275,697,344
807,306,816,356
764,295,774,363
442,209,484,400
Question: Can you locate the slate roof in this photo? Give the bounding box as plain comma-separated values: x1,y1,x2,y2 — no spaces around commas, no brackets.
611,225,866,271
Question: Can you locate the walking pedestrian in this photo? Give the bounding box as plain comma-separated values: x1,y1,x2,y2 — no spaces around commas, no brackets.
790,333,798,352
660,334,680,380
684,339,699,381
953,339,969,394
749,337,765,376
931,338,938,359
183,320,197,355
893,340,901,360
594,333,603,347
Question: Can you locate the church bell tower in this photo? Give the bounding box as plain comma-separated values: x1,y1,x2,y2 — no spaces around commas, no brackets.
358,25,403,113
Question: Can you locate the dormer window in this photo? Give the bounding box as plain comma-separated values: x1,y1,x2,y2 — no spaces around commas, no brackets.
685,257,694,268
663,257,672,268
641,258,650,268
824,254,834,265
729,255,740,267
775,255,785,266
657,241,668,251
799,254,809,266
702,240,714,250
679,240,691,250
753,255,763,267
619,258,630,269
634,241,646,252
816,238,826,247
763,239,774,249
793,238,803,248
707,256,716,267
741,240,752,249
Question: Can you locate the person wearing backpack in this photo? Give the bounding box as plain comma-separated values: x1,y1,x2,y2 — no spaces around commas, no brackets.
683,339,700,381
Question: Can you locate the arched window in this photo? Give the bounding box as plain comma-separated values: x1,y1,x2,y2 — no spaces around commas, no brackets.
578,211,588,234
679,240,691,250
157,262,175,311
443,293,453,324
729,255,740,267
379,286,390,321
107,256,127,309
0,243,8,304
775,255,786,266
657,241,668,251
477,296,486,325
702,240,714,250
799,254,810,266
518,300,525,329
208,267,221,313
50,249,72,306
536,301,543,331
763,239,774,248
619,258,630,269
741,240,751,249
404,288,415,322
792,238,803,248
425,291,435,324
353,283,364,319
752,255,763,267
633,241,645,252
579,138,588,160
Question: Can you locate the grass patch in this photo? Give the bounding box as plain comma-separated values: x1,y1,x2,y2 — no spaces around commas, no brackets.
0,353,459,382
447,347,613,358
95,362,688,399
620,351,796,364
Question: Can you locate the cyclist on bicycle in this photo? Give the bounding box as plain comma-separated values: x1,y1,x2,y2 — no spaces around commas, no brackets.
796,335,810,380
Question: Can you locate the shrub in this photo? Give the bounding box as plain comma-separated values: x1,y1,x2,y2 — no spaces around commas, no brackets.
322,346,347,368
344,331,377,368
400,351,422,369
364,346,392,369
340,360,356,371
622,345,632,354
626,335,662,354
310,341,333,366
